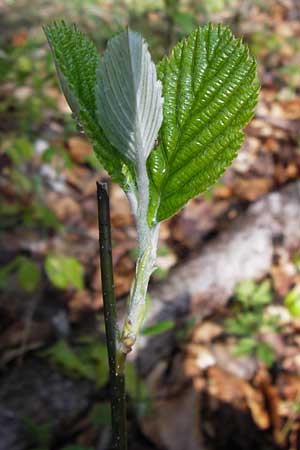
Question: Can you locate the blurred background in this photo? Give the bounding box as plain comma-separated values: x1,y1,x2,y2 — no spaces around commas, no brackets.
1,0,300,449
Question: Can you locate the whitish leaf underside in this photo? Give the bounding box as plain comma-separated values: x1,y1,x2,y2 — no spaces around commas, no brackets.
95,29,163,165
148,24,259,223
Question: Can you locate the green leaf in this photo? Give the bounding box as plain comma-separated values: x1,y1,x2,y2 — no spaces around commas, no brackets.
252,280,272,305
234,337,257,356
32,203,61,230
0,256,40,293
0,257,21,290
45,254,84,290
125,361,150,416
7,138,34,164
141,319,174,336
224,317,245,336
18,257,41,293
44,21,134,188
148,24,259,223
256,341,275,367
235,280,257,305
173,12,195,35
285,287,300,317
77,340,109,388
44,339,95,380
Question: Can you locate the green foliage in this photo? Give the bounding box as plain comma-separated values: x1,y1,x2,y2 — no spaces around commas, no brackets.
27,203,62,230
45,22,258,225
249,30,282,57
285,286,300,317
179,317,198,341
141,319,174,336
43,336,147,408
43,338,109,387
255,341,276,367
44,22,97,117
148,23,259,223
23,417,52,450
44,254,84,290
43,22,134,189
0,254,84,296
41,144,73,169
89,402,111,426
225,279,280,367
45,20,259,363
234,279,272,307
152,266,169,280
173,11,196,35
2,138,62,232
18,258,41,293
125,361,150,416
0,256,41,293
6,137,34,164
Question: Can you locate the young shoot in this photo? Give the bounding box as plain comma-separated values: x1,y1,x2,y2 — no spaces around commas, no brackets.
44,21,259,450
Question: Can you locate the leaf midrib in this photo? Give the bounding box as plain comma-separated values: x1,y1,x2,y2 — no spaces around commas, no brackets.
155,38,252,217
166,61,255,183
162,83,257,202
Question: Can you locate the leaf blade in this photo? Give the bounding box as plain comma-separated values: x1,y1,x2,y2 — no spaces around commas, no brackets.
44,21,134,187
95,29,163,166
148,24,259,223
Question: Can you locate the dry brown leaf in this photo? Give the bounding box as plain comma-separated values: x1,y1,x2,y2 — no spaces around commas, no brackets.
11,29,28,46
69,290,102,315
208,367,270,429
243,382,270,429
114,272,134,298
68,136,93,163
271,264,295,296
110,184,133,227
170,199,216,249
47,193,81,223
140,384,203,450
65,166,92,190
192,321,223,344
232,177,273,201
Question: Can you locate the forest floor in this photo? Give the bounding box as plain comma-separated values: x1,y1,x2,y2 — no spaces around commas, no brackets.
1,1,300,449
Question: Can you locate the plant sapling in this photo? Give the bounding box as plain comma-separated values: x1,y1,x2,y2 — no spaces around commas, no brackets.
44,21,259,450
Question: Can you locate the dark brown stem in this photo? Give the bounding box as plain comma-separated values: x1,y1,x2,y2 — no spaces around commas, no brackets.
97,181,127,450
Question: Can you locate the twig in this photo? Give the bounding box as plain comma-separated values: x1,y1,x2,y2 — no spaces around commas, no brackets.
96,182,127,450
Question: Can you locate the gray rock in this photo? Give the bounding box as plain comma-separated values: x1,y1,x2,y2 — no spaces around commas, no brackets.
0,359,94,450
135,182,300,374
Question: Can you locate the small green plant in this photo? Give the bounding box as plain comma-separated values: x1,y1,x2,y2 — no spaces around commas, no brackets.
44,21,258,450
0,253,85,294
44,336,150,417
43,338,109,387
45,254,85,290
224,280,280,366
0,255,41,293
141,319,174,336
